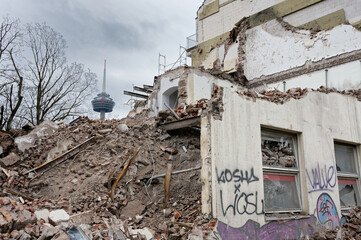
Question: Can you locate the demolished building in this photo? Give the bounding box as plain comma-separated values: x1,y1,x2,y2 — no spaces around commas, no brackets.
1,0,361,239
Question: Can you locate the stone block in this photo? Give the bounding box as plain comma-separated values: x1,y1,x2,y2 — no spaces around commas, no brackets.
49,210,70,226
35,209,50,223
0,153,21,167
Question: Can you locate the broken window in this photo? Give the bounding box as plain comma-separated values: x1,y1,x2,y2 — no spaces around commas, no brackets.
335,142,361,207
261,129,301,212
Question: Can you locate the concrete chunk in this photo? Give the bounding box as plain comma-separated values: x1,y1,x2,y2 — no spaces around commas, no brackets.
49,210,70,226
0,153,21,167
35,209,50,222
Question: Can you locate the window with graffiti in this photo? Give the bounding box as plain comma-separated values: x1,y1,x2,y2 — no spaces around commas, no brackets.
334,142,361,207
261,128,302,212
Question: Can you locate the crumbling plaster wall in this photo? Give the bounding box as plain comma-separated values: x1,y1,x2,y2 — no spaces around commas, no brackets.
151,67,239,114
197,0,283,43
266,60,361,91
244,21,361,80
205,87,361,230
196,0,360,45
198,20,361,90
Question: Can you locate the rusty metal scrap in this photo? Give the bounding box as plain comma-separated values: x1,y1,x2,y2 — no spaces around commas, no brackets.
110,148,140,201
162,163,173,210
23,136,95,175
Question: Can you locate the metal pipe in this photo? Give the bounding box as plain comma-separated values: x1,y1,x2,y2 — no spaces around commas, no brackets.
164,102,180,120
283,81,286,92
148,166,201,181
325,69,328,88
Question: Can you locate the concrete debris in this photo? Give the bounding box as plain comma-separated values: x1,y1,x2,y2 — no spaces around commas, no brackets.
15,121,59,152
35,209,50,223
238,86,361,104
117,123,129,132
310,206,361,239
158,99,208,124
0,152,21,167
0,111,205,239
48,210,70,226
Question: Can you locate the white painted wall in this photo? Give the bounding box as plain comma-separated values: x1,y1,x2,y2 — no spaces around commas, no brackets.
209,87,361,228
153,68,240,114
267,60,361,91
197,0,361,44
243,21,361,80
197,0,283,43
156,75,180,112
284,0,361,26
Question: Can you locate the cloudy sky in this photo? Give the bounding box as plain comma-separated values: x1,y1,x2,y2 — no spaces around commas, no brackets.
0,0,203,118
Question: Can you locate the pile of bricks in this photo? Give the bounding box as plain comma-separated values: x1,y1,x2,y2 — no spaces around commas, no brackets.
0,111,210,239
158,99,208,123
311,206,361,239
238,87,361,104
0,197,71,239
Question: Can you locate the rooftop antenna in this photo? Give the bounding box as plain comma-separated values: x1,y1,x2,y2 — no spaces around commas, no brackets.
91,60,115,120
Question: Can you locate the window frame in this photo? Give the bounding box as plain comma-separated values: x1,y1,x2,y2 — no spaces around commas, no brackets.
334,141,361,209
261,128,303,214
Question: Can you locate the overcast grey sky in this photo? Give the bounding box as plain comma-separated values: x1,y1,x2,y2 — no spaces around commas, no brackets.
0,0,203,118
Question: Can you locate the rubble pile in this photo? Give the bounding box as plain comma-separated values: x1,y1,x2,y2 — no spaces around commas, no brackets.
0,196,73,239
239,88,309,104
238,87,361,104
311,206,361,239
158,99,208,123
0,113,207,239
261,140,296,168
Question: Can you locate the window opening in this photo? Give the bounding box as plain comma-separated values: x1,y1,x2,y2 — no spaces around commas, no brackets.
261,128,301,212
335,142,360,207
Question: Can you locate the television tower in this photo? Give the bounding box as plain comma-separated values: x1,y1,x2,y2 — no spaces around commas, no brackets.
91,60,115,120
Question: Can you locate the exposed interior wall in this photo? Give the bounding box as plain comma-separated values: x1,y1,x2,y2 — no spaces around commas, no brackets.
196,0,284,43
198,19,361,90
206,88,361,237
192,0,361,69
265,60,361,91
151,67,240,114
243,21,361,81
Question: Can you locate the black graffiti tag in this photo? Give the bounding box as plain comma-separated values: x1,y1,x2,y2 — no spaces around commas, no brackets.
216,167,259,185
220,189,264,216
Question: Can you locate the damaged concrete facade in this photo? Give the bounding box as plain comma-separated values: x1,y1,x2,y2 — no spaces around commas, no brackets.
2,1,361,239
128,0,361,239
190,0,361,91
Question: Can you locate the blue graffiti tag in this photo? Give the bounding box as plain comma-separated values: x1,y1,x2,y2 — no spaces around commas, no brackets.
306,164,337,193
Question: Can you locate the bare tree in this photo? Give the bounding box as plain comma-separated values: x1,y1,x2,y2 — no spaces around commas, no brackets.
24,23,97,125
0,20,97,130
0,17,24,130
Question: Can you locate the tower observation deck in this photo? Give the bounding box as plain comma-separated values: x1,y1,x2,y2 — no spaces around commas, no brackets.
91,60,115,120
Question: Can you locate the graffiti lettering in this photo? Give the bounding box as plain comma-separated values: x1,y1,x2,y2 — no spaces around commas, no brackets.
220,189,264,216
316,193,340,228
216,167,259,185
306,164,336,193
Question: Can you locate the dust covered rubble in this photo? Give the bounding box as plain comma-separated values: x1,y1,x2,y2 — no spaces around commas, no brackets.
310,206,361,239
237,86,361,104
0,110,213,239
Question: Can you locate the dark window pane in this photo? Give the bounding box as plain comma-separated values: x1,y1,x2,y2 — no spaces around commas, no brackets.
264,174,301,211
339,179,360,207
261,130,297,168
335,143,356,173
